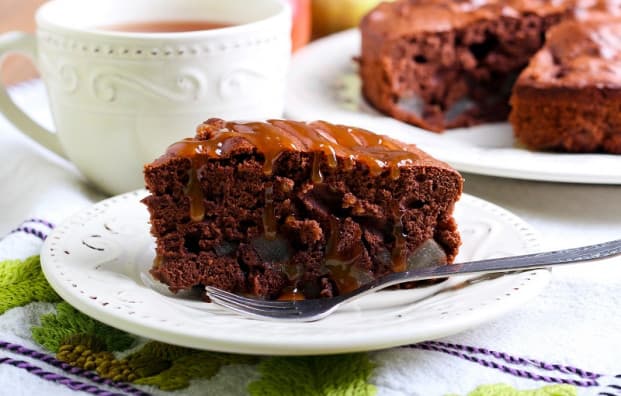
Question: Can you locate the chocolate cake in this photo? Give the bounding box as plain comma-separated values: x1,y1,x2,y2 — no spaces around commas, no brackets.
359,0,572,132
143,119,463,301
510,18,621,153
359,0,621,142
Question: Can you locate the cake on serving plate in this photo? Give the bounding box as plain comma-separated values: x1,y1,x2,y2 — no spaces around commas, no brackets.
143,118,463,301
359,0,621,153
510,18,621,153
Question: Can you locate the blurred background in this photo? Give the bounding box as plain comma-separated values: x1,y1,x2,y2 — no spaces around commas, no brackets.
0,0,45,85
0,0,390,85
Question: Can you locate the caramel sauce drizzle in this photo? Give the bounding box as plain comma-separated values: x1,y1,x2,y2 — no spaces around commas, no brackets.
186,167,205,222
277,286,305,301
311,152,324,184
269,119,339,169
228,121,300,175
323,216,368,294
263,183,277,240
311,121,417,177
152,255,164,270
165,139,211,222
166,119,418,179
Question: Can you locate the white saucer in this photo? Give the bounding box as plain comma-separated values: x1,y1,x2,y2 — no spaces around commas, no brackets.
285,29,621,184
41,190,549,355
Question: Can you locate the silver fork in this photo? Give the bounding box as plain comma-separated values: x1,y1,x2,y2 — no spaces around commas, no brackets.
205,238,621,322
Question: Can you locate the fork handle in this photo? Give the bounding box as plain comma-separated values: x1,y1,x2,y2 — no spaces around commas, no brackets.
347,238,621,299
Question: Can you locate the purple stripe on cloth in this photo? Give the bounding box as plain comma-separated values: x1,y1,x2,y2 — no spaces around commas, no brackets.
0,356,125,396
9,226,48,240
409,343,599,387
599,393,620,396
420,341,603,379
0,342,150,396
24,218,55,229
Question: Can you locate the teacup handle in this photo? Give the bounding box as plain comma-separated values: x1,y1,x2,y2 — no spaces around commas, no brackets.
0,31,65,157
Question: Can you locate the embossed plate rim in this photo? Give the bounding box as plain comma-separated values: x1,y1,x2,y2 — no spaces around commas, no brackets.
41,189,550,355
285,29,621,185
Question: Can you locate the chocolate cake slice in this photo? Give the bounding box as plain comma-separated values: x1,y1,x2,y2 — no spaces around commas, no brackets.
509,18,621,153
143,119,463,300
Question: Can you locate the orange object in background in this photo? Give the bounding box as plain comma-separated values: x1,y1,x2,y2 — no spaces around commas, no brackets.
288,0,311,51
0,0,46,85
311,0,389,39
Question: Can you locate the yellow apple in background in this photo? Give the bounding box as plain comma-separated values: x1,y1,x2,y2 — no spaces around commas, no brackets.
312,0,392,39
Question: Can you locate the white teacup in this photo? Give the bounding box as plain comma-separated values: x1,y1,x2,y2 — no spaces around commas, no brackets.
0,0,291,195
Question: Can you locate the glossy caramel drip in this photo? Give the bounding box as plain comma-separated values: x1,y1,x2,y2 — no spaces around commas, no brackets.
277,286,305,301
165,138,209,222
326,262,370,294
153,255,164,269
390,165,401,180
186,166,205,222
263,184,277,240
311,152,323,184
391,220,408,273
167,119,418,178
323,217,368,294
270,120,339,169
226,121,300,175
166,138,210,158
311,121,418,176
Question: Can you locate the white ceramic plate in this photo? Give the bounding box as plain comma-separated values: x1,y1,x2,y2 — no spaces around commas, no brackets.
41,190,549,355
286,29,621,184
